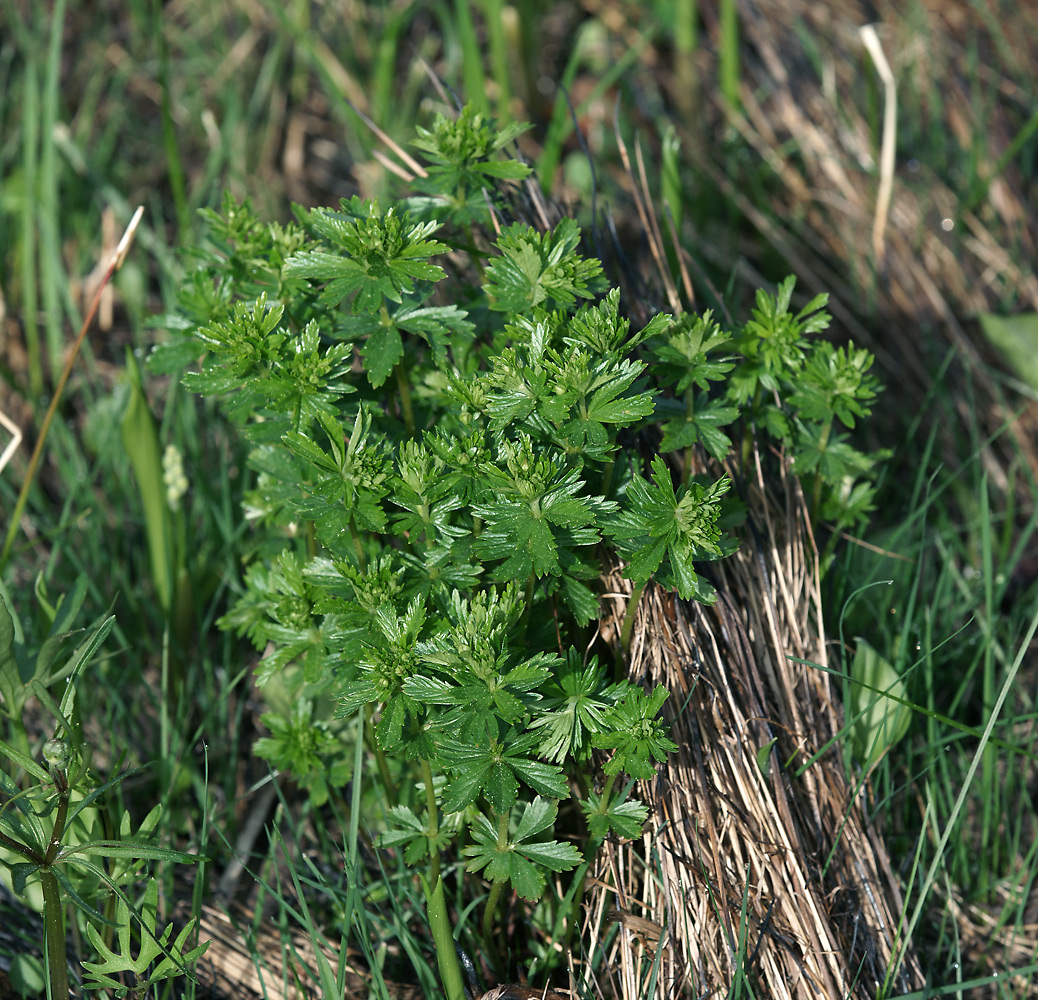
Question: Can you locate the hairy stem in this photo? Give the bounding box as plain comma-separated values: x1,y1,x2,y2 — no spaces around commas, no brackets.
349,518,367,572
682,387,696,486
810,418,833,517
482,809,512,970
615,580,645,681
40,868,69,1000
395,361,416,437
420,757,441,887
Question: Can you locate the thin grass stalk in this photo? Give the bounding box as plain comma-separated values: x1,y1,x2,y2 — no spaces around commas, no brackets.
0,207,144,571
150,0,189,237
718,0,739,113
19,50,42,398
40,0,72,367
482,0,512,118
453,0,488,114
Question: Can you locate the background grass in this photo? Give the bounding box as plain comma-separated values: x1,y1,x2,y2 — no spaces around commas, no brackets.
1,0,1037,996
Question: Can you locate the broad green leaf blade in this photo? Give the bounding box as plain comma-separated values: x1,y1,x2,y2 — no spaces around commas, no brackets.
849,637,912,768
121,349,173,615
978,311,1038,392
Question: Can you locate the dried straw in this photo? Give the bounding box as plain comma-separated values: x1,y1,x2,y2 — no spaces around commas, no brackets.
584,448,921,999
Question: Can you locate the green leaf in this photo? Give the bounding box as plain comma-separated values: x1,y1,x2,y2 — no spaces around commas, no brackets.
81,878,209,997
485,219,603,313
285,197,448,311
528,651,619,763
121,349,173,615
605,456,730,600
0,595,20,716
362,324,404,388
57,841,200,864
978,311,1038,392
592,684,678,780
461,797,582,901
0,734,51,783
440,731,569,813
849,637,912,769
755,738,778,779
581,791,649,841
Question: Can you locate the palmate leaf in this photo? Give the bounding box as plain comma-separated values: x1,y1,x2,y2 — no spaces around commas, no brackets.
284,197,448,313
404,649,556,729
281,408,390,535
527,650,621,763
485,219,603,313
438,729,569,814
411,105,532,223
657,393,738,461
786,341,879,429
592,684,678,780
581,790,649,841
649,309,734,392
472,462,616,582
81,879,209,997
606,455,730,601
377,804,453,866
461,797,582,900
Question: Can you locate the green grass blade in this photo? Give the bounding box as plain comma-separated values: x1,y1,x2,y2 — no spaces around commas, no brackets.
120,349,173,615
719,0,739,112
453,0,488,114
18,48,42,398
886,598,1038,989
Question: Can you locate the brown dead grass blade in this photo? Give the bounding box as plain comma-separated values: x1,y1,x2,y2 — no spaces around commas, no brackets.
585,450,920,999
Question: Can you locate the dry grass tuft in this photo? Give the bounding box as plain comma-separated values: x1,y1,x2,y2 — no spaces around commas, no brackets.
676,0,1038,487
584,450,920,999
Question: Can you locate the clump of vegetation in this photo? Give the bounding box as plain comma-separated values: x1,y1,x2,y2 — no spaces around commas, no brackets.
149,104,885,987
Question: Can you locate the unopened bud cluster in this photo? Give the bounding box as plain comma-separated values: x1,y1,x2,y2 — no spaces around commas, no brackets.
163,444,189,510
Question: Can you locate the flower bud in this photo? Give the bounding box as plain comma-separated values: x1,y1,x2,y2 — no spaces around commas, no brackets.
43,737,72,772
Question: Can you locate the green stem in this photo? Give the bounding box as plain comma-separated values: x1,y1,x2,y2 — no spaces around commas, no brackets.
394,361,416,437
682,387,696,486
482,881,506,973
365,703,395,801
305,519,317,560
40,869,69,1000
564,775,618,963
810,419,833,517
420,757,441,888
615,580,645,681
517,571,536,642
45,790,70,865
600,458,615,499
349,518,367,572
482,809,512,970
596,773,618,817
739,384,762,470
